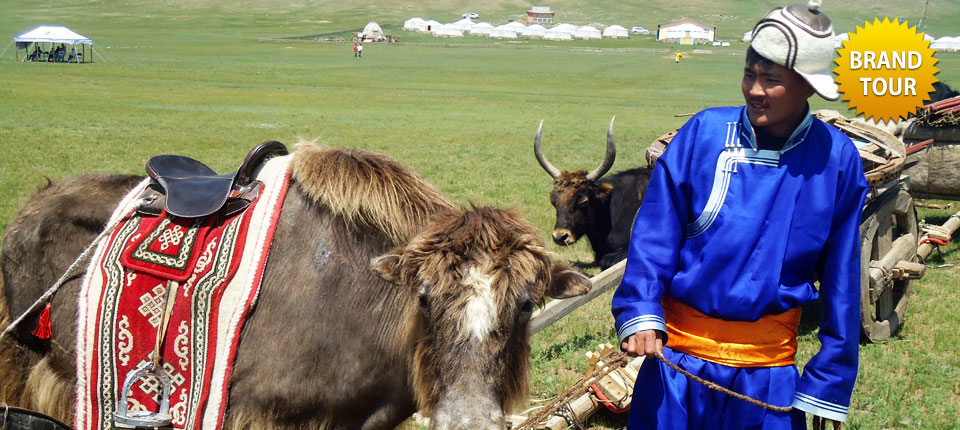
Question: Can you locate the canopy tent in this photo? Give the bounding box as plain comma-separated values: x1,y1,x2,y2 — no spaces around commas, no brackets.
603,25,629,38
13,25,93,63
742,31,753,42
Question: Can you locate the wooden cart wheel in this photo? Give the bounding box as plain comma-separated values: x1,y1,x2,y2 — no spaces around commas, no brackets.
859,189,918,342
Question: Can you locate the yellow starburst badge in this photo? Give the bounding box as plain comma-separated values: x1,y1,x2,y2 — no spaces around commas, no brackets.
834,18,939,124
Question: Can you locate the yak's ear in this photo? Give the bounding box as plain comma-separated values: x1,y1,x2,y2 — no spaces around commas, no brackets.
370,252,402,283
546,263,592,299
595,182,614,199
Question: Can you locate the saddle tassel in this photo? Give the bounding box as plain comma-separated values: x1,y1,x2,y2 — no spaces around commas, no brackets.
32,302,52,339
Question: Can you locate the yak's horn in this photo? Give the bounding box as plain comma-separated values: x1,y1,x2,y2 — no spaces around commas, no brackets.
534,119,562,179
586,116,616,181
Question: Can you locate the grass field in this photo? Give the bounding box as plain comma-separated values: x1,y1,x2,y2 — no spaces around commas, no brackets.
1,0,959,428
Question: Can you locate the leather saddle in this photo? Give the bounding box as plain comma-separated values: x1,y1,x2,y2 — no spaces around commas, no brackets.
140,141,288,218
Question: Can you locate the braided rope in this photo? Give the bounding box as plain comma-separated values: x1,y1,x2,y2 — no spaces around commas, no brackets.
655,352,792,412
555,403,584,430
512,348,799,429
0,215,122,342
512,350,628,430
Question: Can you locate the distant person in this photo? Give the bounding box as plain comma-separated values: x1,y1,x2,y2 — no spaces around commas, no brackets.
357,43,363,58
55,45,65,62
675,50,682,63
353,43,359,57
67,46,77,63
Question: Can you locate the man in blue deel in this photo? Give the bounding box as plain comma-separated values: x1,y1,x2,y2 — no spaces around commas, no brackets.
612,1,867,429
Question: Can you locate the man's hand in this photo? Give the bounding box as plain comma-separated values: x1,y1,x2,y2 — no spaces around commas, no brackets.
621,330,664,358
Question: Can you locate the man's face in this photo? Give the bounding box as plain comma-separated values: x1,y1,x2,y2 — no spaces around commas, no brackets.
742,61,815,138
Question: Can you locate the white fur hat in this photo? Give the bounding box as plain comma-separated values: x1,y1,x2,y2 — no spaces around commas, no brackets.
750,0,839,100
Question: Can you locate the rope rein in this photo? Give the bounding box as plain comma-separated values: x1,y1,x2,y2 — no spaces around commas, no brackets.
513,349,796,429
0,214,123,342
655,352,793,412
556,404,584,430
512,350,629,430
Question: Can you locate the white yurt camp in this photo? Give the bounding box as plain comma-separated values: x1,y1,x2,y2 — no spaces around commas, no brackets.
931,36,960,51
544,26,573,41
742,31,753,42
421,20,442,33
658,18,715,44
489,25,519,39
453,18,475,32
403,17,425,31
435,23,464,37
521,24,547,38
470,22,494,36
360,22,384,40
603,25,629,38
505,21,527,31
574,26,602,40
552,23,578,34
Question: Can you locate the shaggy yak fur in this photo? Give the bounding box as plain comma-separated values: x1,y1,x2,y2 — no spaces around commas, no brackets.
0,143,592,430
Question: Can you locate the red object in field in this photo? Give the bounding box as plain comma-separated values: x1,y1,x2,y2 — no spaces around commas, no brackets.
589,383,631,413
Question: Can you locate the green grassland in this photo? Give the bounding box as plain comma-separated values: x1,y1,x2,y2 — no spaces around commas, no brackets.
1,0,959,428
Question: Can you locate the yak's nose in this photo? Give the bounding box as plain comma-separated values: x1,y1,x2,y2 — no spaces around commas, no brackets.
552,229,575,246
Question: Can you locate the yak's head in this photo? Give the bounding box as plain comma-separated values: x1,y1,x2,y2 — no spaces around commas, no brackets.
535,117,617,247
371,206,591,429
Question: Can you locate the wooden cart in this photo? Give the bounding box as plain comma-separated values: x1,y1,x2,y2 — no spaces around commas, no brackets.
900,96,960,201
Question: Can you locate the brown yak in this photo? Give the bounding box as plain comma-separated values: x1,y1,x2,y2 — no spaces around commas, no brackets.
0,143,592,430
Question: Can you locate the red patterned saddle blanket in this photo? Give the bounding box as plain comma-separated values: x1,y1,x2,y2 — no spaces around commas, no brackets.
75,154,291,430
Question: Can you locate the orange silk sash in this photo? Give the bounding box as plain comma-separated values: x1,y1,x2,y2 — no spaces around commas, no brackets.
662,296,801,367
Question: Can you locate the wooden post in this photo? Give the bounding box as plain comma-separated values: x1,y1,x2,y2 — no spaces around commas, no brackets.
868,233,916,290
892,261,925,280
530,259,626,334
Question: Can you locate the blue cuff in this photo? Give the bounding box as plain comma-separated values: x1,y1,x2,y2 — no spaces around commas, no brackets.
792,392,849,422
616,314,666,344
